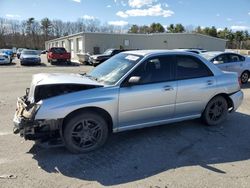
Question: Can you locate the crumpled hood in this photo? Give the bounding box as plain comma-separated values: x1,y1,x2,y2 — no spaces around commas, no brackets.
32,73,103,86
28,73,104,103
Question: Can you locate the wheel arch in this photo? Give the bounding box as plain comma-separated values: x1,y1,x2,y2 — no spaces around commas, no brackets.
61,106,113,134
204,93,234,113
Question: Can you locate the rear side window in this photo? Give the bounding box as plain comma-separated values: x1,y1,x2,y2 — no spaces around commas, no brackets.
176,55,213,80
50,48,66,53
228,54,245,62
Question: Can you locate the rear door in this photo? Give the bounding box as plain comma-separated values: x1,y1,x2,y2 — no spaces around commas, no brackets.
174,55,216,117
118,55,177,128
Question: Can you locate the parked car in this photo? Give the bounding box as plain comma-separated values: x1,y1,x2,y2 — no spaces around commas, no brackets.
17,48,26,59
13,50,243,153
20,50,41,65
41,50,48,54
201,51,250,84
175,48,207,54
47,47,71,64
0,49,14,62
89,48,127,66
0,51,11,64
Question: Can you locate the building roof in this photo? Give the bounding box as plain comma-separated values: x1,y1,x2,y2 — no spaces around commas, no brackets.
45,32,227,43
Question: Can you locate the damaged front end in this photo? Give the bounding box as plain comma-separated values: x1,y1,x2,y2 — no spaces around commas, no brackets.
13,90,61,141
13,73,104,142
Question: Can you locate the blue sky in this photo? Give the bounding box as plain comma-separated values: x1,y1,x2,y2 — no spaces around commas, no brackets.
0,0,250,31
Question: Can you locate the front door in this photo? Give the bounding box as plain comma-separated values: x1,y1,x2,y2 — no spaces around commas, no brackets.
118,55,177,129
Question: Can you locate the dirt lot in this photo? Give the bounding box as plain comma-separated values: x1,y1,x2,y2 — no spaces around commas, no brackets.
0,56,250,188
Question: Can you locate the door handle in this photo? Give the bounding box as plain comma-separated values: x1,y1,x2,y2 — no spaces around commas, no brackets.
207,80,214,85
163,86,174,91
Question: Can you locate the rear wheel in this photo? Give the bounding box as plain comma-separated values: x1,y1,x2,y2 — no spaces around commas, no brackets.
241,71,249,84
202,96,228,126
63,112,109,153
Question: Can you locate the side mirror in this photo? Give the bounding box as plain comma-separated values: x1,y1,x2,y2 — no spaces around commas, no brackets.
128,76,141,86
213,60,223,64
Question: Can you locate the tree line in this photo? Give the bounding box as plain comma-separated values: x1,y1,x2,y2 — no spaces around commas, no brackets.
0,17,117,49
0,17,250,50
129,23,250,49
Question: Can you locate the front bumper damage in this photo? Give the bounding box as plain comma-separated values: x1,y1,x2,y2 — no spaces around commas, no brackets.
13,95,62,141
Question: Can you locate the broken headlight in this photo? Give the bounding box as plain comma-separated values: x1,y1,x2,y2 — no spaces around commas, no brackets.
22,102,41,119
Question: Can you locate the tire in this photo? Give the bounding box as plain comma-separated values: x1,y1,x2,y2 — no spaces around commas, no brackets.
63,112,109,153
240,71,249,84
202,96,228,126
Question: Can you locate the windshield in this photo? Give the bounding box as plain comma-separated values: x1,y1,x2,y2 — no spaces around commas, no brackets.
103,49,113,55
22,50,38,55
88,53,143,85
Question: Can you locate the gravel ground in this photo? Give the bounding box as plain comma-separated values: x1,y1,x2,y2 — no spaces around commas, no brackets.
0,56,250,188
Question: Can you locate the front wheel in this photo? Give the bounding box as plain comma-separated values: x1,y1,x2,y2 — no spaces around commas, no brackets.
241,71,249,84
202,96,228,126
63,112,109,153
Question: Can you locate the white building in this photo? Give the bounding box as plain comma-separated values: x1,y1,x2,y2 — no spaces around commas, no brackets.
45,32,227,59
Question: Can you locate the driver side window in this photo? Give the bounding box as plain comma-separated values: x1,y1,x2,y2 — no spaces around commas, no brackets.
126,55,174,85
214,54,228,63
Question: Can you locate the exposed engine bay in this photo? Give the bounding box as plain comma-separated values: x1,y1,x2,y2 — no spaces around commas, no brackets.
33,84,99,102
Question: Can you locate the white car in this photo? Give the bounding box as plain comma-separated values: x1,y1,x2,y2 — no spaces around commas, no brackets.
0,52,11,64
201,51,250,84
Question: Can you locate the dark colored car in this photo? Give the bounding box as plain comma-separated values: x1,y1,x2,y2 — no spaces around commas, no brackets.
89,48,128,66
47,47,71,64
20,50,41,65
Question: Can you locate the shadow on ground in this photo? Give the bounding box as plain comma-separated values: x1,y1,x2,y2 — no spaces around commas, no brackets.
50,61,80,66
0,62,16,66
29,112,250,186
20,63,47,67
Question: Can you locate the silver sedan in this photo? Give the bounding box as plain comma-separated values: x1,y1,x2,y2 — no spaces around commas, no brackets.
201,51,250,84
13,50,243,153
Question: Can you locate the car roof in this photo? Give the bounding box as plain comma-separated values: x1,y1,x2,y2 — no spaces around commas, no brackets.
122,49,200,56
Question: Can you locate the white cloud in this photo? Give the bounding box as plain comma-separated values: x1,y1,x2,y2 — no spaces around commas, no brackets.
72,0,81,2
82,15,96,20
227,18,232,21
116,4,174,18
217,28,223,32
216,13,220,17
107,5,111,8
5,14,21,18
116,11,129,18
128,0,156,8
248,12,250,15
108,20,128,26
231,25,250,30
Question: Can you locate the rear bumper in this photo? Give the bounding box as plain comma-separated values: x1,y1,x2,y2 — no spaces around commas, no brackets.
229,90,243,111
21,60,41,64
